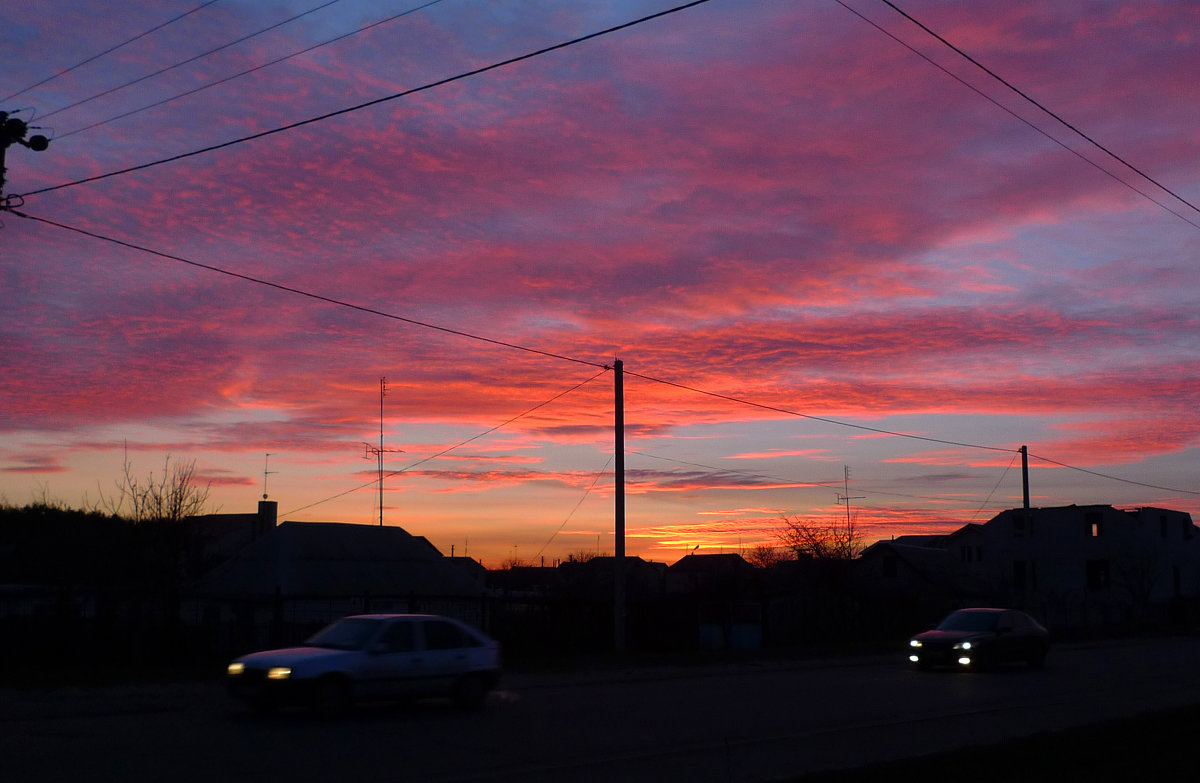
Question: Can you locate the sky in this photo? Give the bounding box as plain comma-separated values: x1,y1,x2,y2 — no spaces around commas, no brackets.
2,0,1198,567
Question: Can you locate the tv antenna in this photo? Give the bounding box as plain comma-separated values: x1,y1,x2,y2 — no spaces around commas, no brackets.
262,452,277,500
363,377,402,526
836,465,863,526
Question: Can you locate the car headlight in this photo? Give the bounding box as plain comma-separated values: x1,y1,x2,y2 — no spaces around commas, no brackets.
227,662,245,676
953,640,975,650
909,640,922,648
267,667,292,680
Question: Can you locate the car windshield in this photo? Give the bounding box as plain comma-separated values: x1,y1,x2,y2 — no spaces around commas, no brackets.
305,618,382,651
937,611,1000,632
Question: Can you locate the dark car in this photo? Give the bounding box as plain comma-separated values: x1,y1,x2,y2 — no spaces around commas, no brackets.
908,608,1048,670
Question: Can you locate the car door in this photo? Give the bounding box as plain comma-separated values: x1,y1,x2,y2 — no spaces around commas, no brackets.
994,611,1021,663
416,618,480,694
359,617,424,701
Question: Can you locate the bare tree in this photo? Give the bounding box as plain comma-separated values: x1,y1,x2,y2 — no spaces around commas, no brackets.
777,513,864,560
98,453,214,524
744,544,790,569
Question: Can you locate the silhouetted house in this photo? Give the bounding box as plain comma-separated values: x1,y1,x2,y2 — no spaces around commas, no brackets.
194,520,480,599
666,553,757,595
960,505,1200,626
190,520,485,650
185,499,279,572
488,565,561,596
447,556,488,591
666,554,762,650
861,505,1200,630
557,556,666,600
855,538,992,635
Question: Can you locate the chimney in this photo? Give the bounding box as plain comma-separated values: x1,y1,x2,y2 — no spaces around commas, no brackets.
256,500,278,537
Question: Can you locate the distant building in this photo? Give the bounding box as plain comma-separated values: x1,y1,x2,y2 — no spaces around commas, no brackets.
189,518,486,651
860,504,1200,629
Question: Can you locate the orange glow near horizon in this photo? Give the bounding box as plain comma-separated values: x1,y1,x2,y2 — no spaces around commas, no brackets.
2,1,1198,567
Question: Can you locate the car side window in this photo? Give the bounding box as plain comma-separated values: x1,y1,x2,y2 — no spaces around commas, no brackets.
376,620,416,653
422,620,480,650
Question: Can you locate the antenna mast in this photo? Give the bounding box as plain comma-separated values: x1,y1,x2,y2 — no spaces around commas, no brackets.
836,465,864,527
363,377,401,526
262,453,277,500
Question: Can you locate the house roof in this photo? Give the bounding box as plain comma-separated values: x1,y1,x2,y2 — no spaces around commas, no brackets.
668,553,752,572
191,521,482,598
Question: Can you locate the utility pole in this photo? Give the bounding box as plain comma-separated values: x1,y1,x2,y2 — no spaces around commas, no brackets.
1020,445,1030,512
0,110,49,199
613,359,626,655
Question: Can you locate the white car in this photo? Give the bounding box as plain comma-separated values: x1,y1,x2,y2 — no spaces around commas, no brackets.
227,614,501,712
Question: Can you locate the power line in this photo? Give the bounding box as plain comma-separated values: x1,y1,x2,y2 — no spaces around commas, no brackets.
1026,451,1200,497
18,0,719,200
874,0,1200,218
7,207,604,370
41,0,342,121
534,454,614,560
57,0,449,140
832,0,1200,232
968,451,1019,522
623,367,1017,454
2,1,222,103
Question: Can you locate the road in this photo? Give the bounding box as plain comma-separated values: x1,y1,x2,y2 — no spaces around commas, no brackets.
5,636,1200,783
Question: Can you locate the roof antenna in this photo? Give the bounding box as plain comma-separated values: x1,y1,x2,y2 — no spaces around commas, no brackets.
262,453,277,500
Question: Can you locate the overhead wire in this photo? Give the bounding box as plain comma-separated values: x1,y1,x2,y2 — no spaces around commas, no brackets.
57,0,450,140
2,0,222,103
17,0,720,200
1026,451,1200,496
623,367,1016,454
7,208,603,370
968,451,1019,522
831,0,1200,232
41,0,342,121
874,0,1200,218
533,454,614,560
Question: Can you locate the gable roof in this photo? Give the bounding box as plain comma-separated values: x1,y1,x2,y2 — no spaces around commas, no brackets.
191,521,482,598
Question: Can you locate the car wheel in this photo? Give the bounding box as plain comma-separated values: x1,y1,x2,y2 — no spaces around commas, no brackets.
312,676,353,715
453,674,488,711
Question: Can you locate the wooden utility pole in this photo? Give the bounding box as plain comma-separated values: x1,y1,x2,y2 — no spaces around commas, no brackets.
613,359,626,654
1020,445,1030,512
0,110,49,197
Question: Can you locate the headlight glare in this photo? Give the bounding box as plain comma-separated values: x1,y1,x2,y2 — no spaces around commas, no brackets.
954,641,973,650
227,662,245,676
909,639,922,648
267,667,292,680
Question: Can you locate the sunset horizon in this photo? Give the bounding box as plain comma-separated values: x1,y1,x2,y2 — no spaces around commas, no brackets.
3,0,1197,568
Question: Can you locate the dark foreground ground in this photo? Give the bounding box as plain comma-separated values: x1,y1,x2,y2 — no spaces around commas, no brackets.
798,700,1200,782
